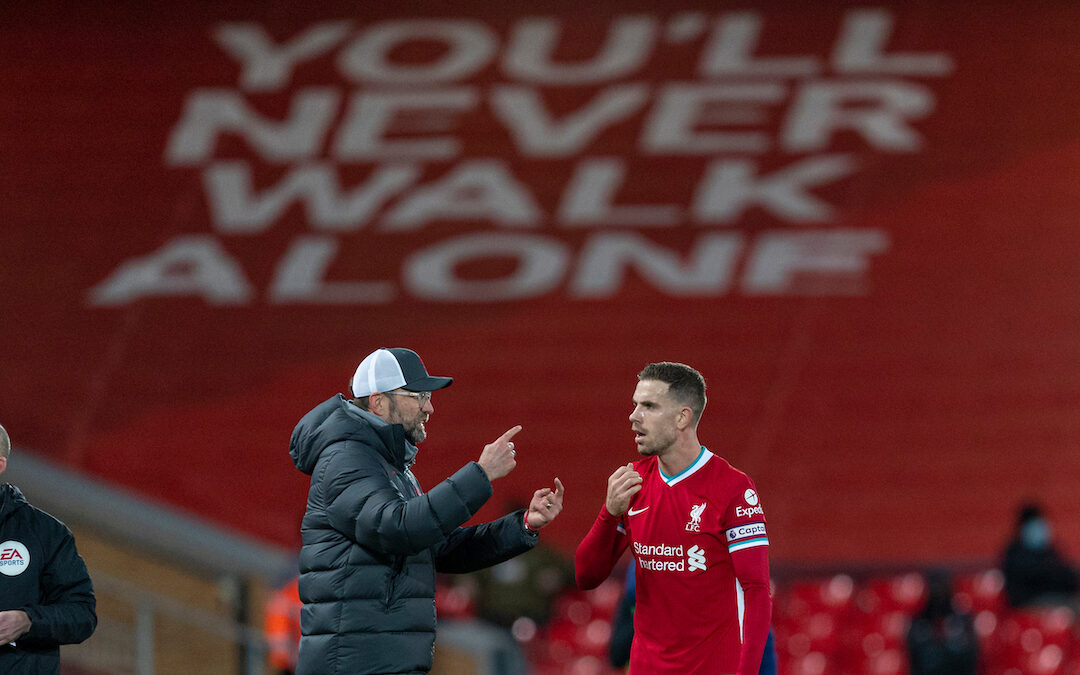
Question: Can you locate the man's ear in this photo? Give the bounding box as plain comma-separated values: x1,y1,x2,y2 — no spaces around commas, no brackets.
0,456,6,476
368,392,388,417
677,406,693,431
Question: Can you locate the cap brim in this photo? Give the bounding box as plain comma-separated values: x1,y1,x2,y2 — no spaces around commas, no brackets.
403,376,453,392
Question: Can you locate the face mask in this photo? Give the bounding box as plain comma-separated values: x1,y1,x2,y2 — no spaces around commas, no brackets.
1021,518,1051,549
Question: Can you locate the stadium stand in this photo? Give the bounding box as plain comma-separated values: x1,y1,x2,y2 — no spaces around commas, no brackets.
434,568,1080,675
4,2,1080,673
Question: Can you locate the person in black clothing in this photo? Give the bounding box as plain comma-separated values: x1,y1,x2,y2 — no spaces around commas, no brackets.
1002,502,1079,609
0,423,97,675
906,569,978,675
608,562,636,670
290,348,565,675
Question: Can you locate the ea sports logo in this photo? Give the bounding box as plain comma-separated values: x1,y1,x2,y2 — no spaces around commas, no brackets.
0,541,29,576
744,489,759,506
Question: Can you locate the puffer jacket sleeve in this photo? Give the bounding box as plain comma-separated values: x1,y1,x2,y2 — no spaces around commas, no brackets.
432,509,538,574
324,441,494,556
20,522,96,646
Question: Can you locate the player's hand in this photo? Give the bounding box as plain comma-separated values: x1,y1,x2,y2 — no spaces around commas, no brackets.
0,610,30,643
605,462,642,516
526,477,565,529
477,425,521,481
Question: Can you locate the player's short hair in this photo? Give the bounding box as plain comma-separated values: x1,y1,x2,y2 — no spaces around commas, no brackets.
0,423,10,460
638,362,707,425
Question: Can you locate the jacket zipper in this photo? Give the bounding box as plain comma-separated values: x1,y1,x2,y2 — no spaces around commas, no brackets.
384,466,412,611
384,557,404,611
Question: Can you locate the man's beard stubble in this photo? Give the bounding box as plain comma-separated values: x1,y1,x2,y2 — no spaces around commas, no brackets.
638,426,676,457
387,396,427,445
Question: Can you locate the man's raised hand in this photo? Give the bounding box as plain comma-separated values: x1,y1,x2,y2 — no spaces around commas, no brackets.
477,425,522,481
527,477,565,529
605,463,642,516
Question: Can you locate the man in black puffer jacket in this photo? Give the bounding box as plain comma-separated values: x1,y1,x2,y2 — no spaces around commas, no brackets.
290,348,565,675
0,424,97,675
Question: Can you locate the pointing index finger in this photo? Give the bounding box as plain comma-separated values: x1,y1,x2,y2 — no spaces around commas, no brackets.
500,425,523,442
554,477,565,496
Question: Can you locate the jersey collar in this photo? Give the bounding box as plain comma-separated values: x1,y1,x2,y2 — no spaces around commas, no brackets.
659,446,713,486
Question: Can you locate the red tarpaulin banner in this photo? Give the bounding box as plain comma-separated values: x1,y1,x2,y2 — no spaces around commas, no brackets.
2,2,1079,565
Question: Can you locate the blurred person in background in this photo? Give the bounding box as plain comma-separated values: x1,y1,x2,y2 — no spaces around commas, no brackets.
467,507,575,674
608,561,636,669
0,423,97,674
264,574,301,675
1001,502,1079,609
469,500,575,631
906,569,977,675
576,362,772,675
290,348,565,675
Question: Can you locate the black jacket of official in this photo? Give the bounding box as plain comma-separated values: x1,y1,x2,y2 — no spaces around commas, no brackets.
0,483,97,675
290,395,537,675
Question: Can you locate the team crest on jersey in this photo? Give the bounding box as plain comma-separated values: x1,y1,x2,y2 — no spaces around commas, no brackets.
0,540,30,576
685,502,707,532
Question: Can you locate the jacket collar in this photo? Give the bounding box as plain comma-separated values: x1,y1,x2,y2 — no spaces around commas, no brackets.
0,482,28,522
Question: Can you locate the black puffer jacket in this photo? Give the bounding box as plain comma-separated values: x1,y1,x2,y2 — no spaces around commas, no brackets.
290,395,537,675
0,483,97,675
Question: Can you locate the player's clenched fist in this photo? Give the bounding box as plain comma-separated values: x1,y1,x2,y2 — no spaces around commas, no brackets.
477,425,522,481
605,462,643,516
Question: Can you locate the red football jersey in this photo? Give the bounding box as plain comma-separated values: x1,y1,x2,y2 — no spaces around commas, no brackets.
576,447,772,675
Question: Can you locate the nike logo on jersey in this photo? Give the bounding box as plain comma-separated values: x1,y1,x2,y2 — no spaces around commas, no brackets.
627,506,649,516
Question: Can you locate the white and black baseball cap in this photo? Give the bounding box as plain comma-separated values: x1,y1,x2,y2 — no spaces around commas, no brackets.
350,348,453,398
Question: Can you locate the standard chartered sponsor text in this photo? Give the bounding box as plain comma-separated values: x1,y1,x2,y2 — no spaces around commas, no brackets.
634,541,686,571
633,542,684,557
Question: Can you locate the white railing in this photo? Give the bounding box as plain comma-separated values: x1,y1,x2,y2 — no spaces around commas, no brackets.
63,571,269,675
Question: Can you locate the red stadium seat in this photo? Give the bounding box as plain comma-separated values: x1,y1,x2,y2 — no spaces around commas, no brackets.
433,579,475,620
553,592,595,626
786,575,856,613
582,577,622,620
847,648,905,675
858,573,926,614
953,568,1005,614
987,606,1079,675
855,608,909,647
779,651,831,675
